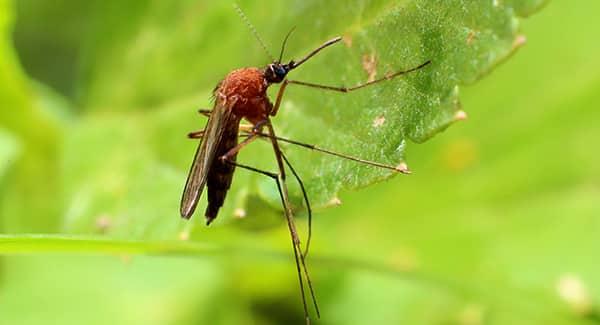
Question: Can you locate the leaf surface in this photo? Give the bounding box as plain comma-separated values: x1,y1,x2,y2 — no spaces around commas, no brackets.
4,0,547,238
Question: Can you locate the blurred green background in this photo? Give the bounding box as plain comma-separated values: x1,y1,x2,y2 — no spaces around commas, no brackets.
1,0,600,324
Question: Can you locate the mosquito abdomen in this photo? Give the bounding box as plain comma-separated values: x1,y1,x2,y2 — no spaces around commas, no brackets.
205,159,236,225
204,120,240,225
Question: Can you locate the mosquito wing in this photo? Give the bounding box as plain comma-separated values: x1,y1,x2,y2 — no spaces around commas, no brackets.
180,100,235,219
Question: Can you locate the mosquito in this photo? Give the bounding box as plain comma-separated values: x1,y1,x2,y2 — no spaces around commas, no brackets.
180,4,431,324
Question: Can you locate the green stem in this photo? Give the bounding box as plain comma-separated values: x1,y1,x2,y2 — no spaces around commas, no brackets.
0,234,577,322
0,234,222,256
0,234,455,290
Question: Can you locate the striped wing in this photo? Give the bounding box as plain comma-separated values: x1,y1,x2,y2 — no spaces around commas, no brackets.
180,100,236,219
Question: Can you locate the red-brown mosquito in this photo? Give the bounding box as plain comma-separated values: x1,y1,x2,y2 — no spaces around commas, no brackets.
180,4,431,324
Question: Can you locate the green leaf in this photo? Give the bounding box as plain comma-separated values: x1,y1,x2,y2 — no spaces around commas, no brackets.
6,0,546,239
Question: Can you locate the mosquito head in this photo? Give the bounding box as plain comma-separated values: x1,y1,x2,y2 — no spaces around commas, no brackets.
264,62,292,84
264,36,342,84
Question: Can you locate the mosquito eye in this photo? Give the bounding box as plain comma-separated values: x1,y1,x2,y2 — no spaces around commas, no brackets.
275,66,286,76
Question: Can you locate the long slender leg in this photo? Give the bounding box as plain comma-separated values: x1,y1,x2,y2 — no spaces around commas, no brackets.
195,131,315,254
288,60,431,93
194,128,409,174
265,120,287,180
223,159,278,179
270,60,431,116
274,173,308,324
222,158,319,324
216,117,271,161
187,109,211,138
188,124,254,140
262,120,320,320
270,79,289,116
186,109,211,139
191,104,254,143
274,174,319,325
197,109,212,117
187,133,259,155
280,150,313,257
216,132,260,163
243,131,411,174
187,130,205,139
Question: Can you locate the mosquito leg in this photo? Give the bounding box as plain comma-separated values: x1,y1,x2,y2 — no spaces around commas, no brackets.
187,109,215,139
258,120,287,180
218,116,272,159
260,120,320,320
270,79,289,116
287,60,431,93
221,158,319,323
269,60,431,117
250,131,411,174
197,109,212,117
187,130,205,139
222,159,278,179
190,125,255,140
279,150,313,257
240,123,253,133
274,173,321,321
190,110,251,140
219,133,260,161
188,109,211,139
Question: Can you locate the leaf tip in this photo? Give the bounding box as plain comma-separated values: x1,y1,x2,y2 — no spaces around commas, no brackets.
395,162,411,174
327,197,343,206
513,35,527,49
454,110,468,121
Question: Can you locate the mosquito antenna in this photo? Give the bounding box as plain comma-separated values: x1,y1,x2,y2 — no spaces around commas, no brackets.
278,27,296,63
233,3,275,62
290,36,342,69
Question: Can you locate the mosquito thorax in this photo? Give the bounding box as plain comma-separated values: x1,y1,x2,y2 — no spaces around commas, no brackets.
213,67,272,124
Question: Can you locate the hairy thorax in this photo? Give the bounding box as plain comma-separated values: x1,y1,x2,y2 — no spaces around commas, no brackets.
216,67,272,125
